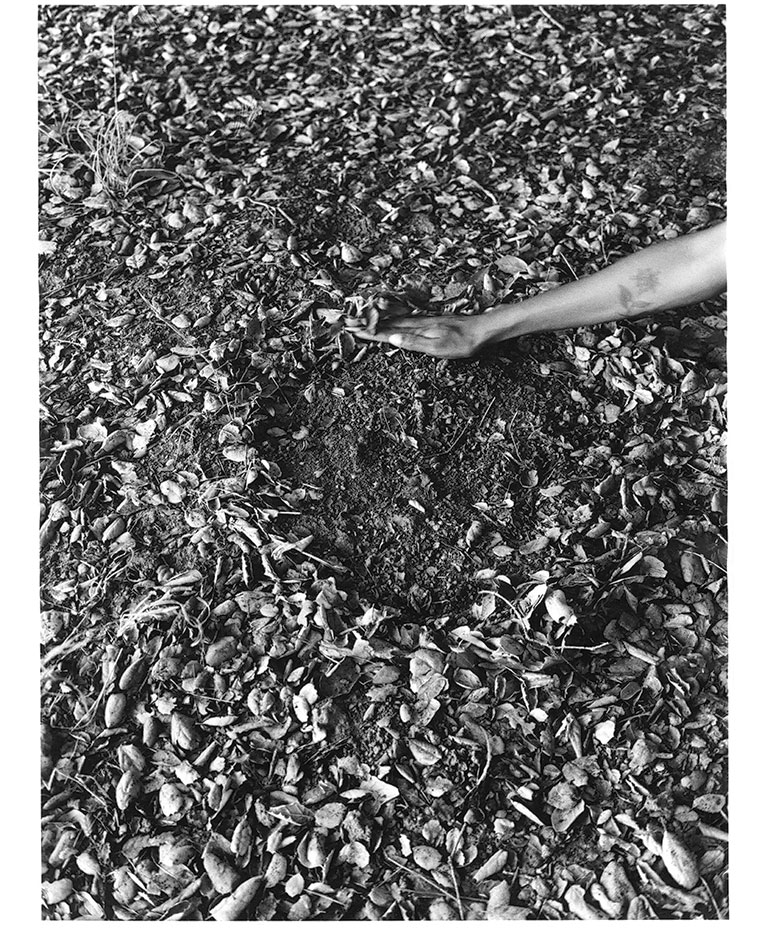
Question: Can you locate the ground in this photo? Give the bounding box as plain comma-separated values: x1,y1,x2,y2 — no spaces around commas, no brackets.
39,5,727,920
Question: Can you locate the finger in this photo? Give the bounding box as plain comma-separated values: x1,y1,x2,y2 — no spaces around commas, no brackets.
350,327,428,349
350,329,393,344
373,315,433,330
387,332,443,354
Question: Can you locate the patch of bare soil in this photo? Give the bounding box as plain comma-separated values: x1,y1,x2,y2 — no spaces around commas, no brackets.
268,349,577,616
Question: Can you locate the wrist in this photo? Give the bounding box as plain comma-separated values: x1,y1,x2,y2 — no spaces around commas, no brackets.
478,302,528,346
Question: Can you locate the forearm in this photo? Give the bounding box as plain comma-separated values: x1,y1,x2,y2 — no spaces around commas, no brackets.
480,222,726,344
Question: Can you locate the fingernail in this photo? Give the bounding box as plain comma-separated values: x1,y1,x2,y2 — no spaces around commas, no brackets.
389,333,403,347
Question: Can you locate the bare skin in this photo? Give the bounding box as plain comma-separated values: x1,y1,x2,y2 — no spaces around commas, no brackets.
348,222,726,359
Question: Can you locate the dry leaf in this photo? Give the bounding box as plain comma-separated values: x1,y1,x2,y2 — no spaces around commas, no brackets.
413,845,442,870
408,740,441,766
661,830,700,889
496,254,529,274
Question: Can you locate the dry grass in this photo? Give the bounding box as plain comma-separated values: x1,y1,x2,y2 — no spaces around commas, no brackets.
73,110,174,201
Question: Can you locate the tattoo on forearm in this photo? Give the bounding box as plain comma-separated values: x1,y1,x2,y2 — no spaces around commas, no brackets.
632,268,660,295
618,270,657,318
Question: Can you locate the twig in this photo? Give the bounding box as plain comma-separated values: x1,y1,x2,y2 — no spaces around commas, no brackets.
384,852,469,906
463,729,493,801
560,253,579,281
448,858,465,921
507,43,539,62
559,641,612,652
700,876,723,920
538,6,565,32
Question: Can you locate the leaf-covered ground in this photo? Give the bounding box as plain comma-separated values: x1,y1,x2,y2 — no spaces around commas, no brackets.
39,5,727,920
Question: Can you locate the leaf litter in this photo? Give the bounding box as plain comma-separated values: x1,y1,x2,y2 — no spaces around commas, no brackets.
40,4,726,921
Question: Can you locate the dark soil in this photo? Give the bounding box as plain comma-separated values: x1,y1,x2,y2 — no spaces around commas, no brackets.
267,347,603,618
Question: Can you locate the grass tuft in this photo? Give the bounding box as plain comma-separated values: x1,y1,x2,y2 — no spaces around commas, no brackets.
73,110,173,202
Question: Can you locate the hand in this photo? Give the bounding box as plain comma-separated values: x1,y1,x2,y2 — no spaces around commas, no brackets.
347,313,490,359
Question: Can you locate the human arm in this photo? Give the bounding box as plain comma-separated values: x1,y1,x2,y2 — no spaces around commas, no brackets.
351,222,726,358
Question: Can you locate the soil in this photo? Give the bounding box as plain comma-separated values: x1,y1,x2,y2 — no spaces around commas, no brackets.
267,347,592,617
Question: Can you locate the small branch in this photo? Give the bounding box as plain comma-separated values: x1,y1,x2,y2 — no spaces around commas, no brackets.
560,253,579,281
508,43,539,62
538,6,565,32
449,858,465,921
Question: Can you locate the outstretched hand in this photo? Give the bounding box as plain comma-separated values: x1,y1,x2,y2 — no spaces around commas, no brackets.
346,313,489,359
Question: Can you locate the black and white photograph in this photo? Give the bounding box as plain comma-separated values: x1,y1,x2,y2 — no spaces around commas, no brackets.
38,2,729,919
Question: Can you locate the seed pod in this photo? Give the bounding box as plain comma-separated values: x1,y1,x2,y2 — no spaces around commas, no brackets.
111,866,138,905
600,860,636,903
102,516,126,542
265,852,288,887
205,636,238,668
231,817,253,859
170,712,200,751
305,831,326,868
142,715,161,747
117,234,136,256
285,873,304,898
661,830,699,889
104,693,128,728
76,851,102,877
42,878,74,905
117,744,145,775
115,771,141,810
48,828,78,867
545,589,575,623
119,657,148,693
590,883,624,918
210,876,261,921
40,518,58,549
204,391,223,413
566,885,603,920
159,783,186,817
293,694,311,723
464,519,484,548
473,849,508,882
203,837,240,894
408,739,441,766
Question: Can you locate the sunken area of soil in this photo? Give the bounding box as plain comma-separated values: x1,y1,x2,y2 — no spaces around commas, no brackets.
269,351,575,616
